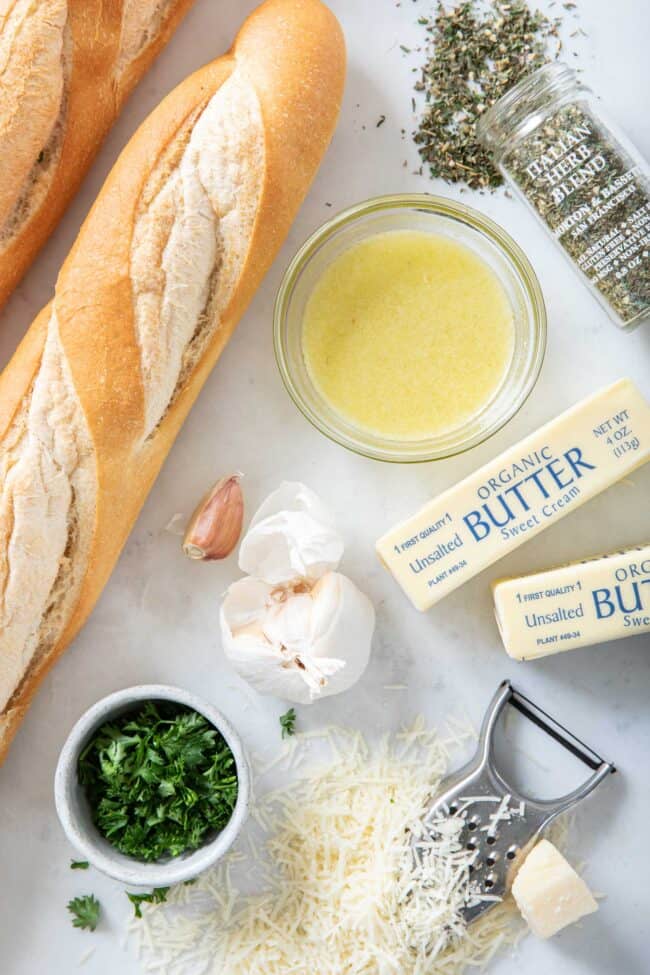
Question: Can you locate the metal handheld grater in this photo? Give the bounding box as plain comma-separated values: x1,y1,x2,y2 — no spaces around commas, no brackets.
418,680,615,924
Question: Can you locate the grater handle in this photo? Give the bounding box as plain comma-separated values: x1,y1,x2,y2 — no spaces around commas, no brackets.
476,680,514,761
534,760,614,823
479,681,615,815
508,685,615,772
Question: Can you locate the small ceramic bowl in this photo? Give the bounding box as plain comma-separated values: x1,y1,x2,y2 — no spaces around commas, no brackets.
54,684,250,887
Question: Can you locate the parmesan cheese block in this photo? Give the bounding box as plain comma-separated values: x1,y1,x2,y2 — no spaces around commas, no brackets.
493,543,650,658
512,839,598,939
376,379,650,611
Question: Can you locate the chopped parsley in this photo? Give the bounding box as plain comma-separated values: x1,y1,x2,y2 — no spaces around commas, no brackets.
67,894,101,931
127,887,170,918
77,701,238,862
279,708,297,739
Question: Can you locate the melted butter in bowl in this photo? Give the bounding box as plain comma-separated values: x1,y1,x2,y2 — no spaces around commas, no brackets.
302,230,515,442
274,195,546,463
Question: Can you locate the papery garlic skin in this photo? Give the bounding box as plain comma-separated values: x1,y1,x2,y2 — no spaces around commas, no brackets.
220,571,375,704
238,481,344,585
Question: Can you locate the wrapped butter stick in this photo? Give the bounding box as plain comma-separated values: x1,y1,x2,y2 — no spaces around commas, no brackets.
493,543,650,659
220,483,375,703
377,380,650,611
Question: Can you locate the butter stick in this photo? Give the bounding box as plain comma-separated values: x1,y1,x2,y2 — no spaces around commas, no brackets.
376,379,650,611
493,543,650,658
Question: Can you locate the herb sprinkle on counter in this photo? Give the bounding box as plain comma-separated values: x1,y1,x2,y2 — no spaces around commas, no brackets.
413,0,564,190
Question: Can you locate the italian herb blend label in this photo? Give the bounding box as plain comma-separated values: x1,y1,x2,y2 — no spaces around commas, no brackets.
504,103,650,324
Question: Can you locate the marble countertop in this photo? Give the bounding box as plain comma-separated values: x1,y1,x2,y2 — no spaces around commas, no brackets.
1,1,649,973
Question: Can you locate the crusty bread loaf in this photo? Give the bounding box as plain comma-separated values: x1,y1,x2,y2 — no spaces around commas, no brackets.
0,0,196,309
0,0,345,762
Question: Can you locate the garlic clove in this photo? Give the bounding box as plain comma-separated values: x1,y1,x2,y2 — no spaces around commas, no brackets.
238,481,344,584
182,474,243,561
220,582,316,704
262,592,313,651
308,573,375,691
219,575,274,627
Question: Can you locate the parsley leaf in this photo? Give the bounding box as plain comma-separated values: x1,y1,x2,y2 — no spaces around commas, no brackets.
77,702,238,862
279,708,296,739
127,887,170,918
67,894,101,931
70,860,89,870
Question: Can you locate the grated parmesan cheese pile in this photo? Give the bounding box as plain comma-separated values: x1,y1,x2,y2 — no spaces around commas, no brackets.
128,719,562,975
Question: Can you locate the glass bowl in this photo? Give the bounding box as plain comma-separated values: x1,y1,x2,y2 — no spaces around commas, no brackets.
273,194,547,463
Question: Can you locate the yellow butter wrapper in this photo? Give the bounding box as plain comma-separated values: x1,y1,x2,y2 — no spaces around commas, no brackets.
376,379,650,611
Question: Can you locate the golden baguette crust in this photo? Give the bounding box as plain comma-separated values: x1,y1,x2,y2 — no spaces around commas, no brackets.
0,0,345,762
0,0,195,310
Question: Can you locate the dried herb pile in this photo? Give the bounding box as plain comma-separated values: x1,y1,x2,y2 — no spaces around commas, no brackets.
414,1,562,189
78,701,238,861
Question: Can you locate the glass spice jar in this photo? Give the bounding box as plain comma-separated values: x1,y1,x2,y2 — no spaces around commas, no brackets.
477,62,650,331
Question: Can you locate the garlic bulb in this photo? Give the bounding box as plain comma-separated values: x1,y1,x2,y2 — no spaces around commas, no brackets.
220,483,375,704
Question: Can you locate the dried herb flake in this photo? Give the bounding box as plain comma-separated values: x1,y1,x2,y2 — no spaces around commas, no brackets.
413,1,563,190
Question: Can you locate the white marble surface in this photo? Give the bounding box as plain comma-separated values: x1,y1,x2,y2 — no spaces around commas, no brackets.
1,1,649,972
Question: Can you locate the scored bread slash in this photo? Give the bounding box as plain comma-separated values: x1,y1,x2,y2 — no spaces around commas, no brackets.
0,0,197,309
413,680,614,925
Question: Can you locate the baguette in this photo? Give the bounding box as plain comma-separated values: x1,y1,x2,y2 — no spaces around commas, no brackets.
0,0,196,309
0,0,345,762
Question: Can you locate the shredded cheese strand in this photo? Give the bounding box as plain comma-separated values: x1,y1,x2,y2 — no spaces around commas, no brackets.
128,721,567,975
